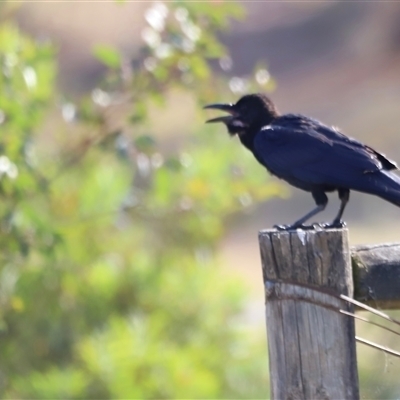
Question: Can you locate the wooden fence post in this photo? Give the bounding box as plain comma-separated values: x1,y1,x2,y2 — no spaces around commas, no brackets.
258,228,359,400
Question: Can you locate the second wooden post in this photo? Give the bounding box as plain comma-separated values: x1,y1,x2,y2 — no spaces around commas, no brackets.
259,228,359,400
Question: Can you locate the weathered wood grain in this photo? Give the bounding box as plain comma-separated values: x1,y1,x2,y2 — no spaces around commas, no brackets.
259,228,359,400
352,243,400,309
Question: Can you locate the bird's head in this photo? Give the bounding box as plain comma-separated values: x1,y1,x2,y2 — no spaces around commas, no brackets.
204,93,279,136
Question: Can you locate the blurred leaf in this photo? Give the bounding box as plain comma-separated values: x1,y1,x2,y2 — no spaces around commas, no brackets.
0,3,279,400
134,135,156,153
93,44,121,68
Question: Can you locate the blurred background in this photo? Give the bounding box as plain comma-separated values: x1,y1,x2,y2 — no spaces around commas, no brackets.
1,0,400,398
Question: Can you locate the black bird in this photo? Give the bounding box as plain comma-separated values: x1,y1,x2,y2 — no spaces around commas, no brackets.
204,93,400,230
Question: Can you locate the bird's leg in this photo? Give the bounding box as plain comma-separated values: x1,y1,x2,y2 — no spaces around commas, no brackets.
274,191,328,231
321,189,349,228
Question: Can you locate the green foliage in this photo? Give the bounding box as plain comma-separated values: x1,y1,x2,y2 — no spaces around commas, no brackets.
0,1,277,398
93,45,121,69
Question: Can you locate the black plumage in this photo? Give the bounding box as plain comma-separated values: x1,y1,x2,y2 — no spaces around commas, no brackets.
204,93,400,230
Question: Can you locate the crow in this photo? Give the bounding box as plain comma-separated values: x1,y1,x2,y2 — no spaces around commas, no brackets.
204,93,400,230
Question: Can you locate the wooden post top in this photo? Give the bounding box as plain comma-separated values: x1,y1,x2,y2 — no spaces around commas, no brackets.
259,228,353,297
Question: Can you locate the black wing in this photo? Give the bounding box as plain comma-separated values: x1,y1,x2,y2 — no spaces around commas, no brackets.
276,115,397,170
253,114,395,190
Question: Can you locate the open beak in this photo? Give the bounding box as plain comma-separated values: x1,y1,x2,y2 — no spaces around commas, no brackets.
203,103,236,124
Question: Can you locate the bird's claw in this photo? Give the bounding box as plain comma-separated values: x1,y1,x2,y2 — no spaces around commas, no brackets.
319,220,347,229
274,221,346,231
273,224,316,231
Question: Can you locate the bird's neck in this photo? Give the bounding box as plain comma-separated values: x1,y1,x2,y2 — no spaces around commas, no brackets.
239,118,276,151
238,130,258,152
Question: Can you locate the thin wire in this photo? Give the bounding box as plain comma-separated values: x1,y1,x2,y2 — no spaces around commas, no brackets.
340,310,400,337
356,337,400,359
341,294,400,327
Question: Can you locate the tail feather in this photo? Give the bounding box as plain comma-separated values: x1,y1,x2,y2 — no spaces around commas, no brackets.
371,170,400,207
